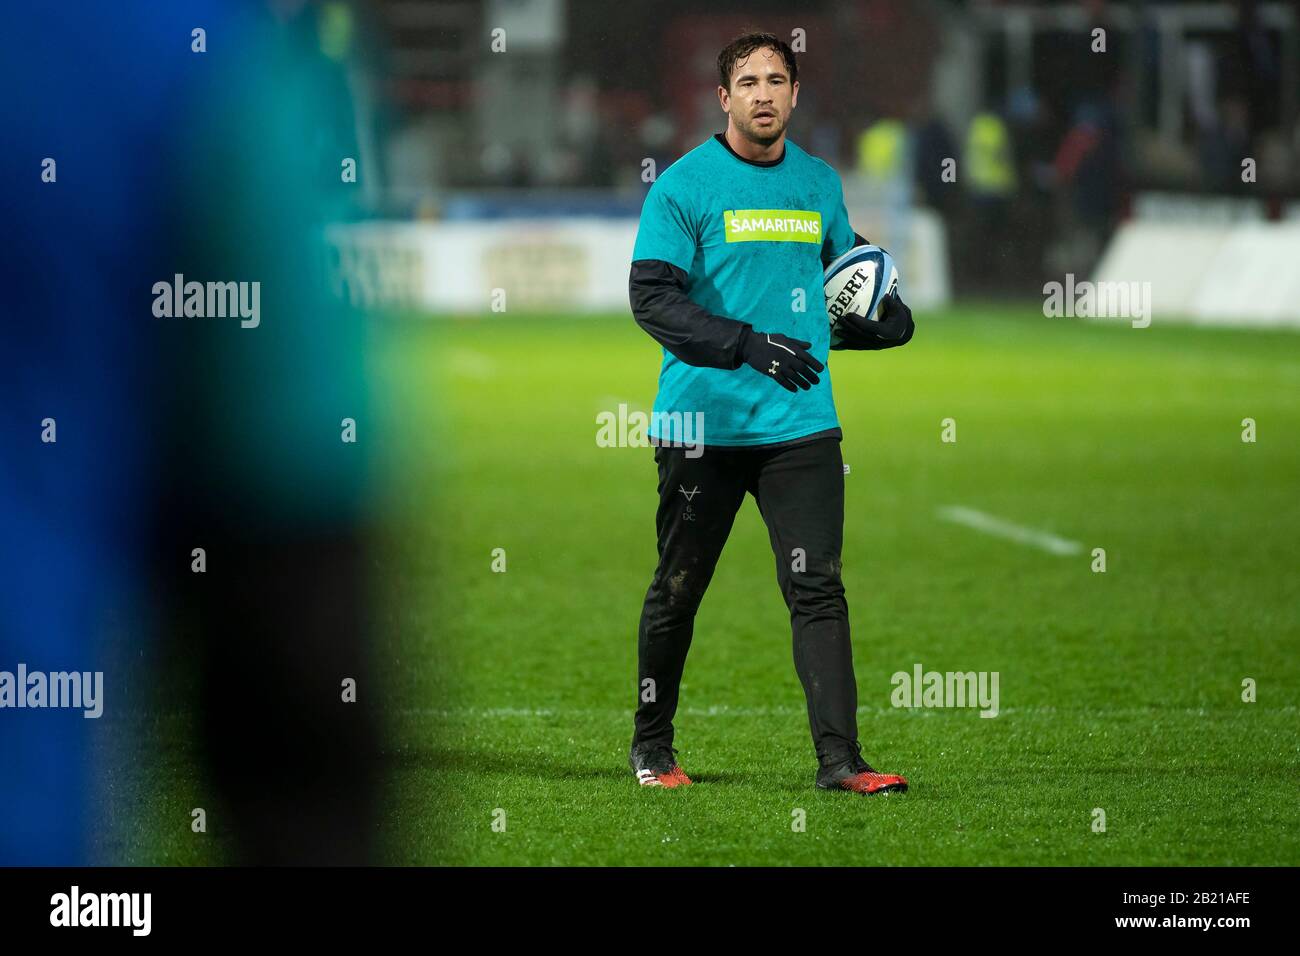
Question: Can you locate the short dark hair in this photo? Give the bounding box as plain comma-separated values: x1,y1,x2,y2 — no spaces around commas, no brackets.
717,32,798,92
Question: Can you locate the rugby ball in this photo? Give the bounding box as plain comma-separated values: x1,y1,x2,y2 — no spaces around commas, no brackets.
823,244,899,344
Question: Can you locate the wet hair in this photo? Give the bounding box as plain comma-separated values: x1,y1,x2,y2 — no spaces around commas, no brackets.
717,32,798,92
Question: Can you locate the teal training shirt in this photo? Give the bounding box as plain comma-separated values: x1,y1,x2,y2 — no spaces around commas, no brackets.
632,135,856,447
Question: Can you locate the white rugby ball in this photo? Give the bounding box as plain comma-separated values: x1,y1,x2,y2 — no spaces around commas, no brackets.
823,245,899,344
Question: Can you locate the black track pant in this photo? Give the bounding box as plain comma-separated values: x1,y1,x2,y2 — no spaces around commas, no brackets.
633,436,859,768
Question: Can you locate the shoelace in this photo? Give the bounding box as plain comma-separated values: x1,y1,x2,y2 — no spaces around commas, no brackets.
844,740,873,775
646,745,680,775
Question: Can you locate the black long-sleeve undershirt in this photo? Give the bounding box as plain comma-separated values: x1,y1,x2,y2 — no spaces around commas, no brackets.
628,259,749,369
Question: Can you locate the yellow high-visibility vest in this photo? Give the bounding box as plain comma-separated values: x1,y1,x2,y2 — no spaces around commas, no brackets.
965,112,1015,196
856,120,907,182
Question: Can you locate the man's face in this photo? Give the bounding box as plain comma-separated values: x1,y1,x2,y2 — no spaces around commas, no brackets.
719,46,798,145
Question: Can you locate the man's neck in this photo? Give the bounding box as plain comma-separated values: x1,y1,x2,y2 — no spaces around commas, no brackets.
724,123,785,163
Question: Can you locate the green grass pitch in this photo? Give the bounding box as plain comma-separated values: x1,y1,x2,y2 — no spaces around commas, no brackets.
372,304,1299,866
109,304,1300,866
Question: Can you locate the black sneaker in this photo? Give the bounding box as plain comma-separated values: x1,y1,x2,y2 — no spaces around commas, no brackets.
628,741,692,788
815,743,908,795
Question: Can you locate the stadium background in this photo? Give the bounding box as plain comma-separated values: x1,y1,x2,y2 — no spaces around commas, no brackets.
2,0,1297,867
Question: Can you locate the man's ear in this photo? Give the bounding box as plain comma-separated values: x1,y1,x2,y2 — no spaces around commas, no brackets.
718,85,729,112
791,80,799,110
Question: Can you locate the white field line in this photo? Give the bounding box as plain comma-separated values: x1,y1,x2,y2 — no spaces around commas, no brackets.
402,705,909,719
447,348,496,380
397,705,1294,720
937,505,1084,556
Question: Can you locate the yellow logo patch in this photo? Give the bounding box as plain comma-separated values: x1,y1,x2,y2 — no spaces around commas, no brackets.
723,209,822,243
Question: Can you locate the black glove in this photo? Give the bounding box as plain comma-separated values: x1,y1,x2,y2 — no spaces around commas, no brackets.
737,328,825,392
831,290,915,351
